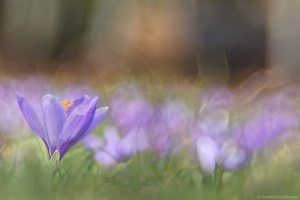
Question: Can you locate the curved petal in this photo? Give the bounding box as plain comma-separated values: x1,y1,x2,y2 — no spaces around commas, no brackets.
16,93,45,139
66,95,91,116
58,97,98,159
84,107,108,135
42,95,65,157
196,136,219,174
219,140,250,171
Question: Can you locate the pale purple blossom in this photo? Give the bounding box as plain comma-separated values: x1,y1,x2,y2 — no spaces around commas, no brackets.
150,101,193,156
83,126,144,168
110,85,153,130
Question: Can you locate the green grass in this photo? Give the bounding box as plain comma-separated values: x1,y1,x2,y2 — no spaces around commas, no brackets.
0,136,300,200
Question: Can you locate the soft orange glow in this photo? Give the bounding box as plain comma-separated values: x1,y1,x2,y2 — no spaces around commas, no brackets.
61,100,73,110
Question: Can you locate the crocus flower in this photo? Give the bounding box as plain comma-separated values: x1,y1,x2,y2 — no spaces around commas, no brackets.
237,109,296,152
17,93,108,159
196,134,247,174
110,85,153,130
150,101,193,156
192,106,249,174
109,85,152,153
195,132,250,174
83,126,138,168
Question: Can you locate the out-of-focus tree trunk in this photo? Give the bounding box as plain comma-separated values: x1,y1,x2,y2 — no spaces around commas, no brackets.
268,1,300,82
53,0,95,60
196,0,268,85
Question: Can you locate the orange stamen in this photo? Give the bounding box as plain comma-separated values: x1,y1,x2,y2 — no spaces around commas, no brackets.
61,100,73,110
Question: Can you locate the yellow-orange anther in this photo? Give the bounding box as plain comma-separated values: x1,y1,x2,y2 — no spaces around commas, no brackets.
61,100,73,110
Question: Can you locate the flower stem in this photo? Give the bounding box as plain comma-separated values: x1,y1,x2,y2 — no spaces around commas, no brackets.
212,165,224,191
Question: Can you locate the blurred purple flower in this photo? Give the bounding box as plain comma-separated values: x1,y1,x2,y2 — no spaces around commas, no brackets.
150,101,193,156
237,109,297,152
192,107,249,173
192,111,229,143
83,126,141,168
196,135,250,174
110,85,153,130
17,93,108,159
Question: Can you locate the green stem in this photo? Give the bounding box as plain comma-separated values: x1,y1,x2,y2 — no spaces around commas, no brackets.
212,165,224,191
51,152,62,180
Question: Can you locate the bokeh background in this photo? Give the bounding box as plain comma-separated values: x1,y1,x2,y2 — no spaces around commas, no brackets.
0,0,299,85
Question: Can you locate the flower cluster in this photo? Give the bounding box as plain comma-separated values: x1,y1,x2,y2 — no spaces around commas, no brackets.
1,76,298,177
83,83,299,175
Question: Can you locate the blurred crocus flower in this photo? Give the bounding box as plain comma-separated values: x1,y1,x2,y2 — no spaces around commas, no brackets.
150,101,193,156
109,85,152,153
17,93,108,159
193,106,249,174
194,93,297,174
195,133,250,174
110,85,153,130
237,108,297,152
194,85,257,174
83,126,139,168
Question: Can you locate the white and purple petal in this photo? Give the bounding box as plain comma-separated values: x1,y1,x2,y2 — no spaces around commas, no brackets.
196,136,219,174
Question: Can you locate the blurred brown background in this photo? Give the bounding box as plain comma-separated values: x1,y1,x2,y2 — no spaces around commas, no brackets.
0,0,298,85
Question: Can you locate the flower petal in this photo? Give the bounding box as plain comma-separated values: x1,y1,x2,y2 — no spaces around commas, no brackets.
16,93,45,139
42,95,65,157
103,127,121,158
95,151,117,168
120,132,137,158
219,140,250,171
58,97,98,159
85,107,108,135
82,135,104,149
66,95,91,115
196,136,219,174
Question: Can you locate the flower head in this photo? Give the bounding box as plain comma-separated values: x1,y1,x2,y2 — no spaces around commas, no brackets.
83,126,140,168
110,85,153,130
150,101,193,156
17,93,108,159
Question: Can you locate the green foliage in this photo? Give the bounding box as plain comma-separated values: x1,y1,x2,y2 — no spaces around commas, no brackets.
0,137,300,200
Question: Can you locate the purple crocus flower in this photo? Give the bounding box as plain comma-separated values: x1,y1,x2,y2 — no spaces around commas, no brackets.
192,106,249,174
150,101,193,156
237,109,297,152
110,85,153,130
194,85,255,174
109,85,153,153
83,126,138,168
17,93,108,159
195,133,250,174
